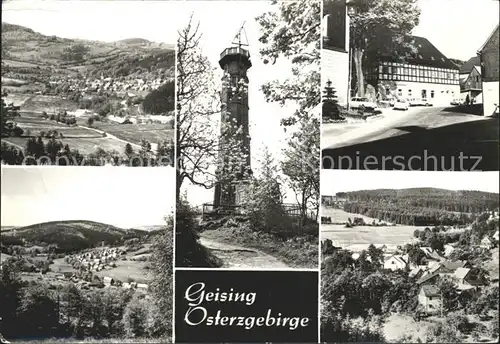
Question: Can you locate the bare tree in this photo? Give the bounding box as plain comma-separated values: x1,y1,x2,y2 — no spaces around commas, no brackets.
176,15,250,201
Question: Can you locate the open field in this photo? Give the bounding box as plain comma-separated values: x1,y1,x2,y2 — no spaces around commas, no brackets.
322,207,390,224
3,94,34,106
21,95,79,113
93,123,174,145
1,226,19,232
0,253,13,262
16,116,101,137
2,58,42,67
51,258,77,273
3,136,127,155
94,260,150,283
2,77,29,86
321,224,418,252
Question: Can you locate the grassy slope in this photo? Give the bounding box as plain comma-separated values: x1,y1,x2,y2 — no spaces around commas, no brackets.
200,223,318,269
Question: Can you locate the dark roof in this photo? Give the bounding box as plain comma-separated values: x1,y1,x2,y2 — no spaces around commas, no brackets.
417,272,439,285
421,285,440,297
381,35,458,70
479,24,499,53
460,56,481,74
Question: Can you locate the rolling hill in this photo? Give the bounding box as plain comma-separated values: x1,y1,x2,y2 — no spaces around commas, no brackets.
1,22,174,82
1,220,148,252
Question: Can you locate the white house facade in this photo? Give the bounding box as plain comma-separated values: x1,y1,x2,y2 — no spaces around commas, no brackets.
366,36,460,106
478,25,499,116
322,0,350,106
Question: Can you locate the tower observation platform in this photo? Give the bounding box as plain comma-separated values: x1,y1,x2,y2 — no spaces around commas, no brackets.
219,46,252,70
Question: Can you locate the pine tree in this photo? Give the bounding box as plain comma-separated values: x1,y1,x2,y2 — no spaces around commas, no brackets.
322,80,343,121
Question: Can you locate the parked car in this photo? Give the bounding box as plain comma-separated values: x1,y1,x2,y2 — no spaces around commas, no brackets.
407,98,420,107
450,98,464,106
422,98,433,106
349,97,378,110
393,99,409,110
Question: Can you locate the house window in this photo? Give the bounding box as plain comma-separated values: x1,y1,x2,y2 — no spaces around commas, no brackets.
476,76,479,82
408,89,412,96
386,87,390,95
431,90,435,98
397,89,402,97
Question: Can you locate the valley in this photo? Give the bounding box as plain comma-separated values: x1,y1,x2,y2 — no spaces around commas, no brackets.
321,186,500,343
0,220,173,341
1,23,175,166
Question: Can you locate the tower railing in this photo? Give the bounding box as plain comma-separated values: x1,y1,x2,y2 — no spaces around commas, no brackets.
220,47,250,60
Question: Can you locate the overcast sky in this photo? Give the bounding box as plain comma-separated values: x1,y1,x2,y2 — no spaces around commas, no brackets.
1,167,175,227
413,0,499,61
321,170,500,196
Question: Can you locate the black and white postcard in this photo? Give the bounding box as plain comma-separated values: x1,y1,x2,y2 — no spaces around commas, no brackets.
321,0,499,171
1,1,175,167
174,0,321,270
321,170,499,343
0,167,175,343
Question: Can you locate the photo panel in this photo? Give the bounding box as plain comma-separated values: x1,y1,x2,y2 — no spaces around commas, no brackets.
174,0,321,270
0,166,175,342
1,0,175,167
320,170,500,343
321,0,499,171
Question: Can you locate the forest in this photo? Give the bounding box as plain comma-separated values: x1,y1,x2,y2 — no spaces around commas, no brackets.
142,80,175,115
340,188,499,226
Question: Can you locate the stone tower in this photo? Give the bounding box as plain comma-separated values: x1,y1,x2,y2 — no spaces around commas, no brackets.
213,25,252,210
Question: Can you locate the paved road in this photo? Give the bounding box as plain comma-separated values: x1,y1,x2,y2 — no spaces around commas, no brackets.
322,106,499,171
199,236,289,269
323,106,489,149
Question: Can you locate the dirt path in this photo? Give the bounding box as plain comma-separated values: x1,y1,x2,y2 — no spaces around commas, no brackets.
199,236,289,269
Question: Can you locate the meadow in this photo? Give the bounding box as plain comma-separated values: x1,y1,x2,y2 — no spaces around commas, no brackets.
322,206,390,224
93,123,174,146
3,136,127,156
94,260,150,284
321,207,418,252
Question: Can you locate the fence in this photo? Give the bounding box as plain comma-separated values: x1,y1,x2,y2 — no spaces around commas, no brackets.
201,202,317,222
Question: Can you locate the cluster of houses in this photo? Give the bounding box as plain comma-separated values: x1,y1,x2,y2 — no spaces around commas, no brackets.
68,247,125,272
48,74,169,97
382,231,499,314
103,276,149,292
54,271,149,292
